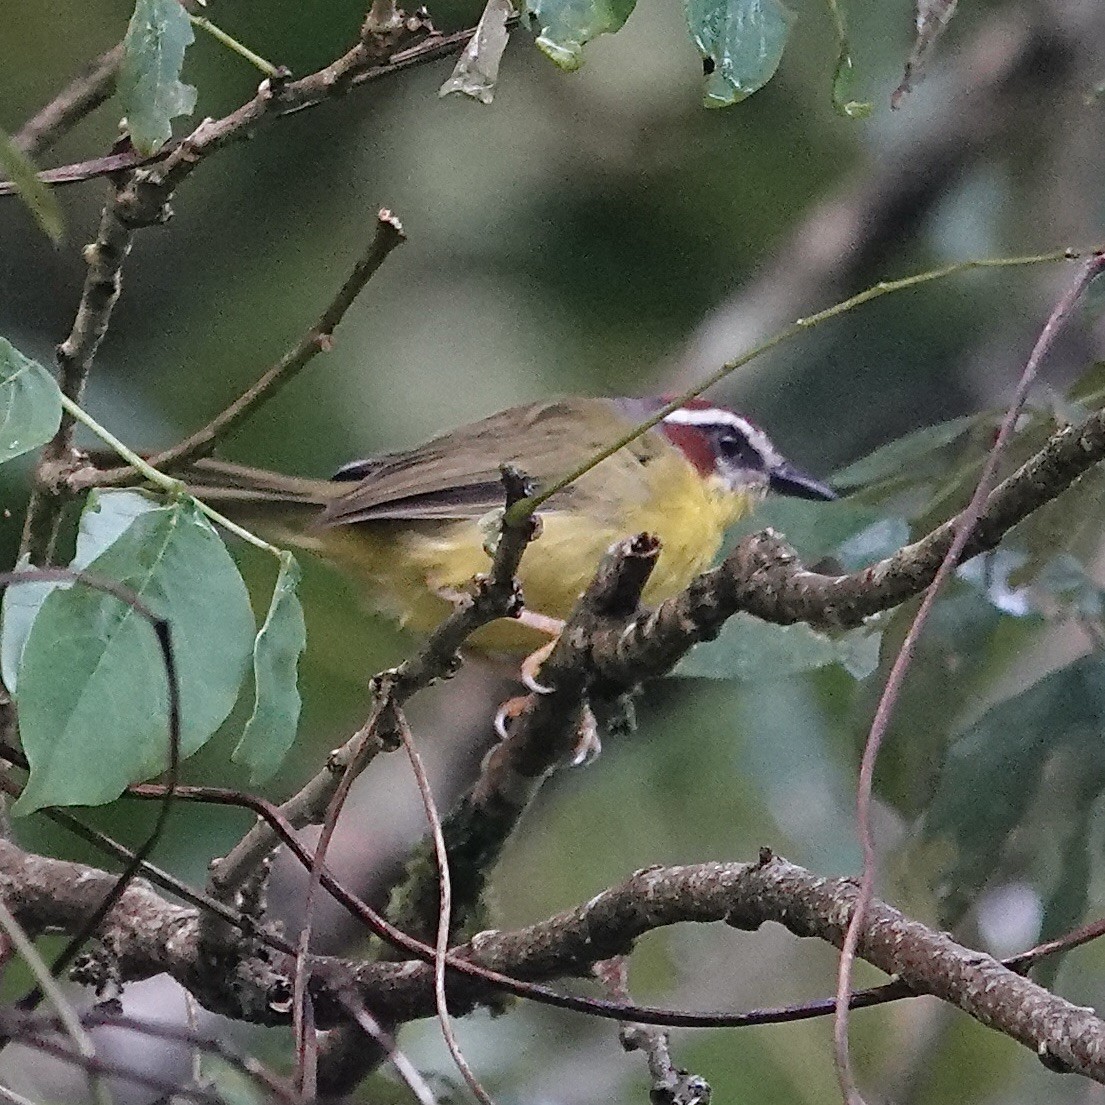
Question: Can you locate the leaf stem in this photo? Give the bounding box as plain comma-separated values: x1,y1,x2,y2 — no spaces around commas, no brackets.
189,14,280,77
57,394,284,558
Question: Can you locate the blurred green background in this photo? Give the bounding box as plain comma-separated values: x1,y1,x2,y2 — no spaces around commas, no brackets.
4,0,1105,1102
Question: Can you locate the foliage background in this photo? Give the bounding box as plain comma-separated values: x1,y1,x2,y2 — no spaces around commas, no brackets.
3,0,1105,1101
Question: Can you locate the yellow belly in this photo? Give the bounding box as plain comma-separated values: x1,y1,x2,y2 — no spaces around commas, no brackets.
316,464,754,654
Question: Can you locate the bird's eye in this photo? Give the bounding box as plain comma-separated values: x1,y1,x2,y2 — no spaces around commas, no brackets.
716,430,747,460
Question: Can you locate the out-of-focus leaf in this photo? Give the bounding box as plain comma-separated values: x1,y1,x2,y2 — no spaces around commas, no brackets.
831,415,975,491
675,614,881,681
14,496,254,814
1033,781,1096,990
0,490,161,692
891,0,959,109
441,0,513,103
233,552,307,784
527,0,635,70
684,0,794,107
0,338,61,464
726,497,903,565
119,0,197,156
920,653,1105,924
0,129,63,244
835,516,910,570
1065,361,1105,409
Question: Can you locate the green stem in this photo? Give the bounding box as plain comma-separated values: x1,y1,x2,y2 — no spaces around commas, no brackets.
189,14,280,78
58,394,284,558
506,246,1084,527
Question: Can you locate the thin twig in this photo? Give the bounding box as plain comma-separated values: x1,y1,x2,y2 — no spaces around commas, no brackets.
596,957,711,1105
395,705,496,1105
0,24,517,198
21,174,137,563
334,995,437,1105
832,251,1105,1105
82,210,407,488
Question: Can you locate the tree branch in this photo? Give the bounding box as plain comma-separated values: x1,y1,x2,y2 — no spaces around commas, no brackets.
7,836,1105,1082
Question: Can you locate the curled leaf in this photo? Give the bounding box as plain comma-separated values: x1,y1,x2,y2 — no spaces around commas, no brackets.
441,0,514,104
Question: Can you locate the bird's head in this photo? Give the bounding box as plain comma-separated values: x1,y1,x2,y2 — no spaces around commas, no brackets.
647,397,837,502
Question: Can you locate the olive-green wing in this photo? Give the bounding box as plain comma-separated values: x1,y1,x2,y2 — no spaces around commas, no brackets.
317,399,656,527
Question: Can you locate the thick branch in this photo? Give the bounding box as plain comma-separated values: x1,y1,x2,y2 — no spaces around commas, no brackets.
6,837,1105,1080
384,533,660,946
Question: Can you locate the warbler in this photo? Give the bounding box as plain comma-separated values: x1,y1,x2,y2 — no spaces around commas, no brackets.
181,396,835,653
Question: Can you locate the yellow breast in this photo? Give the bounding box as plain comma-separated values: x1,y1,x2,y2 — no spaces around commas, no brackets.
317,452,754,654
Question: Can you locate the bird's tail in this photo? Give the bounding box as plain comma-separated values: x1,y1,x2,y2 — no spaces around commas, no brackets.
174,457,341,510
86,453,343,548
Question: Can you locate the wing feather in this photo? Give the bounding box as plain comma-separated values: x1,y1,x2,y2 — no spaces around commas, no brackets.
316,399,659,527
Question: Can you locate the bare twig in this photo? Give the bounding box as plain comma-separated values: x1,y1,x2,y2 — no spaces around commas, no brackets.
395,705,496,1105
21,174,137,563
332,995,437,1105
13,44,123,160
0,23,520,199
596,957,711,1105
832,252,1105,1105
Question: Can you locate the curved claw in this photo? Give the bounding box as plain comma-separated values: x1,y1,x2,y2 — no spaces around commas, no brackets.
494,694,528,740
570,705,601,767
520,639,557,695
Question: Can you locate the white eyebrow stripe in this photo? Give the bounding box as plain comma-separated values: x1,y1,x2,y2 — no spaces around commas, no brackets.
662,408,781,465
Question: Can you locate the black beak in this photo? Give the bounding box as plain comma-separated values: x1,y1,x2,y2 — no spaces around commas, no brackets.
769,460,837,502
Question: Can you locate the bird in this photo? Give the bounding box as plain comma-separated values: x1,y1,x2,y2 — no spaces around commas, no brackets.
178,395,836,656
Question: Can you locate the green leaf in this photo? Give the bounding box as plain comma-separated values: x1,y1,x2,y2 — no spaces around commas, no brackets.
684,0,795,107
233,552,306,784
528,0,636,70
119,0,198,156
1,492,163,693
0,338,62,464
0,129,64,244
920,653,1105,924
1,556,53,694
14,496,254,814
675,615,881,681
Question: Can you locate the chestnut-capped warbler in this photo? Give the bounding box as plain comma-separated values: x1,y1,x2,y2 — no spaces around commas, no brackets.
181,396,836,653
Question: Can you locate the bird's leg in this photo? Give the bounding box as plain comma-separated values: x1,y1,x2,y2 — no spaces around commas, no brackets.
516,611,565,694
494,611,601,765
